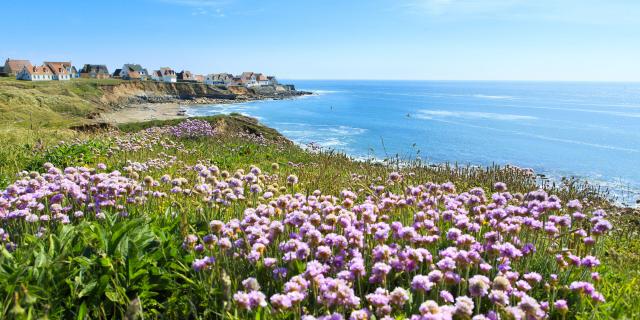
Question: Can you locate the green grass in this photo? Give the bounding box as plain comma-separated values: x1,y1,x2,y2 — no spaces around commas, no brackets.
0,77,122,129
0,123,637,319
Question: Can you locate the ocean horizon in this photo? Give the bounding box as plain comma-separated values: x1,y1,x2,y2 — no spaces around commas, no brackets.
186,80,640,206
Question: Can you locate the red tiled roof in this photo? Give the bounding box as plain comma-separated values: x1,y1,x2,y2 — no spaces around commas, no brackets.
4,59,33,74
45,62,70,75
24,65,53,75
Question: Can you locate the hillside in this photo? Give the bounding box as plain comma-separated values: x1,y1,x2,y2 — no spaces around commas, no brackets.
0,77,306,129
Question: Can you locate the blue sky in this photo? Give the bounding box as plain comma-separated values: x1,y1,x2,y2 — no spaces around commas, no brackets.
1,0,639,80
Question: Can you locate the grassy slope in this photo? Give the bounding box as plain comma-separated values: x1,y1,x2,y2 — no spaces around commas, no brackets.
0,121,637,318
0,77,123,129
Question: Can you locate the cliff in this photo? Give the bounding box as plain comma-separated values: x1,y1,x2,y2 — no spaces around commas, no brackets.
96,80,307,108
0,77,309,129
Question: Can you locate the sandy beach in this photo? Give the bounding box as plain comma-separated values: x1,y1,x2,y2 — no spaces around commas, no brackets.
99,103,187,124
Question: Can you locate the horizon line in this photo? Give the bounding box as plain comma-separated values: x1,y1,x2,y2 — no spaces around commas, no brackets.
283,78,640,83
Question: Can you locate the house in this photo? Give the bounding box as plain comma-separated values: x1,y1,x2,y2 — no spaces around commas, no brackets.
16,64,53,81
267,76,278,85
151,70,161,81
45,62,73,80
255,73,270,86
152,67,177,83
120,64,149,80
112,69,122,79
70,66,79,78
194,74,205,83
177,70,195,82
205,73,234,85
79,64,110,79
239,71,258,86
3,59,33,76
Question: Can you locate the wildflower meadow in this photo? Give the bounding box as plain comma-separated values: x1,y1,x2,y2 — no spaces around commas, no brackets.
0,116,638,319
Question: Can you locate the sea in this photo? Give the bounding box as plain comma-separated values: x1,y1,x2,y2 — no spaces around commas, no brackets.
185,80,640,205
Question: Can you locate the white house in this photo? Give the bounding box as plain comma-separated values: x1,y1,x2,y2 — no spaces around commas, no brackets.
255,73,270,86
205,73,234,85
45,62,72,80
16,65,53,81
152,67,177,83
120,64,149,80
240,72,258,87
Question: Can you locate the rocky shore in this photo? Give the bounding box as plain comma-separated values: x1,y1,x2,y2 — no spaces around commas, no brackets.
96,83,311,124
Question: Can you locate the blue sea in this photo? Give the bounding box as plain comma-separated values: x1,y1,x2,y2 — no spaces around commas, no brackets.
186,81,640,205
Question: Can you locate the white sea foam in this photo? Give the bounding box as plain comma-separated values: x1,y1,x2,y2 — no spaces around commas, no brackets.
473,94,514,100
301,89,345,95
416,110,537,121
275,122,366,150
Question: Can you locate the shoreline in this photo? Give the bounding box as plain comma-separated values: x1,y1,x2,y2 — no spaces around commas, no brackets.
99,91,313,124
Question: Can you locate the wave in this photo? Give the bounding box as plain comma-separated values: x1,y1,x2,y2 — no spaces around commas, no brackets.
300,89,345,95
276,122,366,150
415,110,537,121
473,94,515,100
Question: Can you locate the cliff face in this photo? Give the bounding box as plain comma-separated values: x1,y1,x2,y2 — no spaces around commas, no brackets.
95,81,307,108
97,81,235,106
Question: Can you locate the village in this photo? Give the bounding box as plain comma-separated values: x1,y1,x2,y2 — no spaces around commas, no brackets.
0,58,284,89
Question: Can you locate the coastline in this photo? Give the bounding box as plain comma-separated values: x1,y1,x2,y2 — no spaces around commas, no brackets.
98,90,312,124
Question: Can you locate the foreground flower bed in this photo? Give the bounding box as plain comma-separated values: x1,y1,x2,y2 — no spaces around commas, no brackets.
0,157,611,319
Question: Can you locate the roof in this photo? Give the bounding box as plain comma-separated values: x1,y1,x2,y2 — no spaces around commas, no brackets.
240,72,254,79
178,70,194,79
44,61,71,68
113,68,122,76
4,59,33,73
23,65,53,75
46,62,70,75
80,64,110,74
124,64,146,73
159,67,176,76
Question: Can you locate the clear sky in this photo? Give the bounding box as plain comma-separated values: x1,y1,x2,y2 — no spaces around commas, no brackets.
2,0,639,81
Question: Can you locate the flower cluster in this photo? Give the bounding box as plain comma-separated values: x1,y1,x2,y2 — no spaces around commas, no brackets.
168,119,217,139
1,161,613,318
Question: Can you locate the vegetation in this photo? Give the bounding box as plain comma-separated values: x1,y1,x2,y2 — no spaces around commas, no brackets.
0,117,638,319
0,77,123,129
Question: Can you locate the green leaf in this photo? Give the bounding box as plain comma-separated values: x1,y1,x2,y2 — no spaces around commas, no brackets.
78,281,97,298
98,256,112,268
76,302,88,320
105,291,120,303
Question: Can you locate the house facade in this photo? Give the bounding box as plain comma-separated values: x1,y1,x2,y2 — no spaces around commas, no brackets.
152,68,177,83
4,59,33,76
205,73,234,85
120,64,149,80
255,73,270,86
79,64,110,79
16,65,53,81
177,70,195,82
239,72,258,86
45,62,73,80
